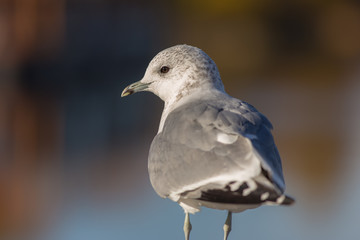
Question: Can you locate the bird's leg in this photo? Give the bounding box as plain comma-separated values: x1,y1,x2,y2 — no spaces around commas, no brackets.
223,211,232,240
183,212,192,240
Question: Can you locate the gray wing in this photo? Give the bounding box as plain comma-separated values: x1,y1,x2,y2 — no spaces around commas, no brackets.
148,99,285,201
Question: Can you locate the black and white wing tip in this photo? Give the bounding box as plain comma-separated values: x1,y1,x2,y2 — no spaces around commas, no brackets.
196,180,295,206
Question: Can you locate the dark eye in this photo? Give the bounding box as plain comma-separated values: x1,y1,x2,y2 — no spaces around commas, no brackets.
160,66,170,73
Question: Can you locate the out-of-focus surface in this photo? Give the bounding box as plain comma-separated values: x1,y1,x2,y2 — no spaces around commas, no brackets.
1,0,360,239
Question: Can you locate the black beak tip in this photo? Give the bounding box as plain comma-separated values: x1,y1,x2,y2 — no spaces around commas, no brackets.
121,88,134,97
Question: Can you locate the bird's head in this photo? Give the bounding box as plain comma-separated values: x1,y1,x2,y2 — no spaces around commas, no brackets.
121,45,224,103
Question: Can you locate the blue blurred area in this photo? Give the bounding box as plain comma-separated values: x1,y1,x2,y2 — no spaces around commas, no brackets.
1,0,360,239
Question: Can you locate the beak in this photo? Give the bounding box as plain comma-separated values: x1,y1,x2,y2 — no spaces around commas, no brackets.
121,81,151,97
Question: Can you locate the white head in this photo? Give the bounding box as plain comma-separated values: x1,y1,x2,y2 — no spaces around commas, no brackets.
122,45,224,105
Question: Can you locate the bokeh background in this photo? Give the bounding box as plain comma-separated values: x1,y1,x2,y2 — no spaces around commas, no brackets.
1,0,360,239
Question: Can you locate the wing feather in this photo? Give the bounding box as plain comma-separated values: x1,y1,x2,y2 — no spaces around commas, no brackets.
148,98,285,200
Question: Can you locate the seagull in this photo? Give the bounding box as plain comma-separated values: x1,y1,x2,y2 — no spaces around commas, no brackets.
121,44,294,240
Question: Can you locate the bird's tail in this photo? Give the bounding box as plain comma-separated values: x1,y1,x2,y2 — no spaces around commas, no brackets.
278,194,295,205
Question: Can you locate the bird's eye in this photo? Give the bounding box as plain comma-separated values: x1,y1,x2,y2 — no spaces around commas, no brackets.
160,66,170,73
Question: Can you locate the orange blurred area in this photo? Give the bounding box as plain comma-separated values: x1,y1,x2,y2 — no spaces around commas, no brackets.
1,0,360,239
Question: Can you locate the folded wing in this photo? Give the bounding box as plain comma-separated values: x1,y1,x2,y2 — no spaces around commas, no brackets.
148,98,290,205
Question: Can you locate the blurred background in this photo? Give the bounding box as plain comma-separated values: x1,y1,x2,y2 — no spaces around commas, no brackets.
1,0,360,239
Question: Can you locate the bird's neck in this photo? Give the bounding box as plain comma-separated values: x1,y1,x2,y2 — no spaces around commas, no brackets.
157,87,225,133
